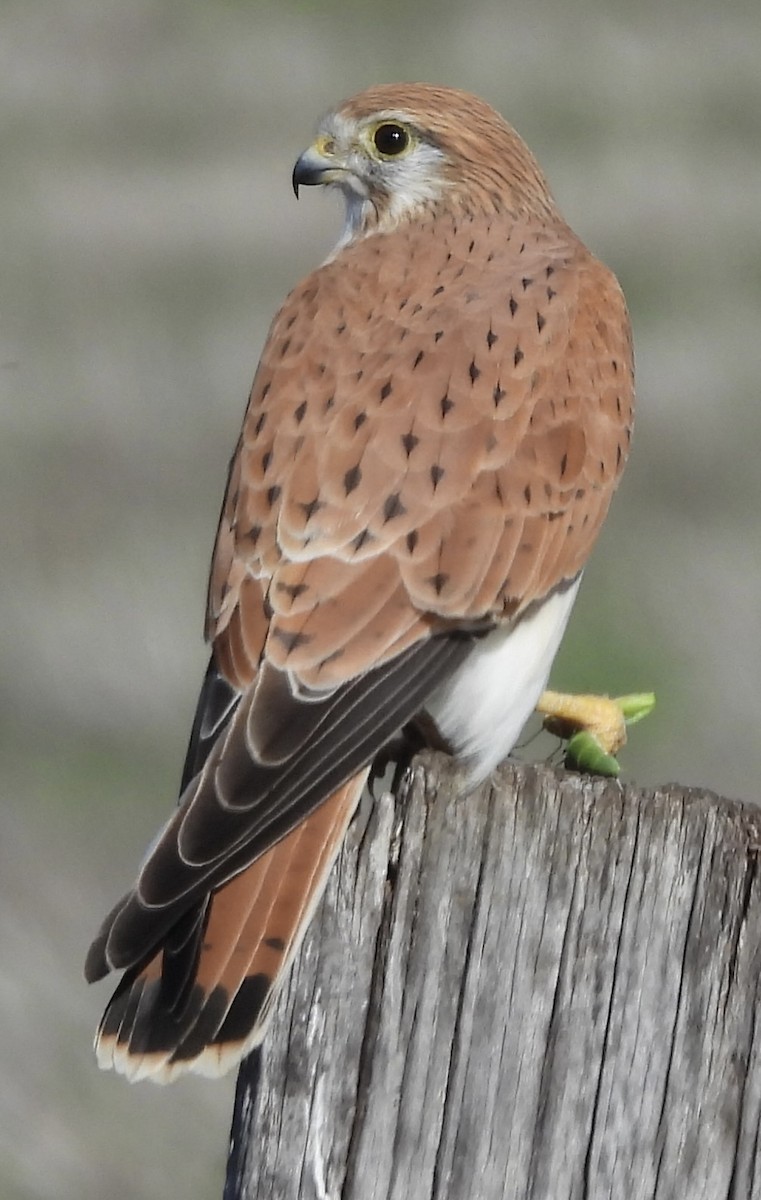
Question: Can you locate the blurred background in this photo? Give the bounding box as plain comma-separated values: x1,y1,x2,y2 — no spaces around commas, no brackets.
1,0,759,1195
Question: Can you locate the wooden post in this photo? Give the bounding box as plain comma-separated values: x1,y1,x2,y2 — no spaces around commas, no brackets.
224,752,761,1200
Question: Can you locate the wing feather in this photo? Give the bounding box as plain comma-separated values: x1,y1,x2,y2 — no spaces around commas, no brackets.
85,631,471,982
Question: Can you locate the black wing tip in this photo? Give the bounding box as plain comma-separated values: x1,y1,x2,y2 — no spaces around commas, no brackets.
85,891,134,982
84,938,109,983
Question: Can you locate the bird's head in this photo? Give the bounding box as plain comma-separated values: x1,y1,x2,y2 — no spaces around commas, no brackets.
292,83,557,245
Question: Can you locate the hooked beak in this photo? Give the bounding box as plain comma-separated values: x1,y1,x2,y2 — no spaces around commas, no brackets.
292,144,349,198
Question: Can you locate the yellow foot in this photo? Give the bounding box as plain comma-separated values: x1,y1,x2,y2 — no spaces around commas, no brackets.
536,691,656,777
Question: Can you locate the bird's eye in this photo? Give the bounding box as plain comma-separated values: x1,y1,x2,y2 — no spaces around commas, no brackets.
372,123,410,158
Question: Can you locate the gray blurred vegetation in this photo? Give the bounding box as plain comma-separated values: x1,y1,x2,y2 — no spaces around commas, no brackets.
1,0,759,1196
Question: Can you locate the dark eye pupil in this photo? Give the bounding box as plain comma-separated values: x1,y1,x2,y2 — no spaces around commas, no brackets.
373,123,409,156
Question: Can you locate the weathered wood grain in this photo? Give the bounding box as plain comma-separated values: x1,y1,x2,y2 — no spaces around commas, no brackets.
224,754,761,1200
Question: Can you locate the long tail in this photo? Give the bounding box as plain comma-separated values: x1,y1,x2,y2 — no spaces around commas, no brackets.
94,773,366,1083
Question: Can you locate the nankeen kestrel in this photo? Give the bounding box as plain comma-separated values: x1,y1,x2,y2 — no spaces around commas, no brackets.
86,83,634,1081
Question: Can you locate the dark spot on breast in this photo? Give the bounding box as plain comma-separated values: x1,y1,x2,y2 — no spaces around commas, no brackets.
413,350,424,370
427,572,449,596
521,277,533,291
299,497,323,521
280,338,291,357
430,464,445,491
547,510,563,522
469,359,481,383
324,395,335,412
545,265,555,278
434,330,444,342
261,382,271,400
354,411,367,430
547,286,557,301
617,444,623,466
355,369,364,382
352,528,375,553
412,303,423,315
343,465,362,495
383,492,407,522
612,359,619,374
294,401,307,424
536,312,546,333
514,346,524,367
486,328,498,349
524,484,532,505
509,296,519,316
401,431,419,457
273,628,312,654
264,936,285,951
493,384,506,407
399,298,408,311
468,239,475,253
440,394,454,418
261,450,272,474
560,452,568,477
254,412,267,436
336,323,346,335
406,529,419,554
267,485,281,507
243,524,261,546
575,488,586,500
433,285,445,296
276,581,309,600
380,381,393,401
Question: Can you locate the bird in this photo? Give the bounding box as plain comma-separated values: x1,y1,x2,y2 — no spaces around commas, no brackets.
85,83,634,1082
